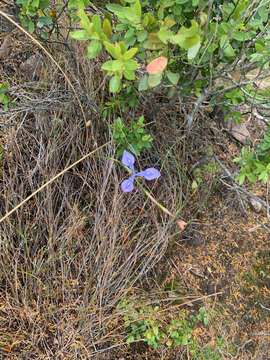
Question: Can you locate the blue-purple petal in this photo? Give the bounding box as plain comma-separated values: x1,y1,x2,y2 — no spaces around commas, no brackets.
121,178,134,192
139,168,161,180
122,150,135,167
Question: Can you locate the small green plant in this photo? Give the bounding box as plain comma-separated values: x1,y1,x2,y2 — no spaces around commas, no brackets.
234,127,270,184
192,168,203,190
111,115,152,156
118,299,166,349
0,82,11,110
100,84,139,119
16,0,63,38
192,161,219,190
118,298,224,358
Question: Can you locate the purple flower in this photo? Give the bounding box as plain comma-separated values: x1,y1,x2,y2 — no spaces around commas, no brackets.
121,150,160,192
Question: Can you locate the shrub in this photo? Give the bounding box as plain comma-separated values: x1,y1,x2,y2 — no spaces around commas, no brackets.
16,0,270,176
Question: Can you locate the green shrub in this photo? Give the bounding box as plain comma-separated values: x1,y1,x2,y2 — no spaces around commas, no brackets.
16,0,270,181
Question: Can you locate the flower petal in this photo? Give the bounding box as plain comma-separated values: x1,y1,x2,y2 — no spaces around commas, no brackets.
138,168,161,180
122,150,135,167
121,178,134,192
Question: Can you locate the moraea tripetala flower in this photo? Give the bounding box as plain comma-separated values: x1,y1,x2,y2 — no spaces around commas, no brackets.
121,150,161,192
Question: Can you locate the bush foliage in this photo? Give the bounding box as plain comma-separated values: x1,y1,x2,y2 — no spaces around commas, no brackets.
15,0,270,182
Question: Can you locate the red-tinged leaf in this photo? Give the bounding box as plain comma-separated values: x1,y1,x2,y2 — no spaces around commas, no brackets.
147,57,168,75
177,220,187,230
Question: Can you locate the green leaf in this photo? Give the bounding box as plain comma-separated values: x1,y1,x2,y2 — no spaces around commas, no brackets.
122,7,139,22
237,173,246,185
123,59,139,71
119,42,127,54
109,76,121,92
87,40,102,58
171,20,200,50
102,60,123,72
103,18,112,39
123,70,135,80
231,30,246,41
32,0,39,8
138,75,148,91
164,17,176,28
247,173,256,182
259,171,269,183
188,42,200,60
70,30,91,40
133,0,141,19
172,33,200,50
137,30,148,42
157,27,173,43
40,29,49,39
104,41,121,59
78,9,91,30
166,71,179,85
148,73,162,88
123,47,138,60
39,0,49,9
220,35,235,58
37,16,52,28
143,33,164,50
28,20,35,34
127,335,135,344
223,43,235,58
179,19,199,37
92,15,102,34
106,3,124,14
